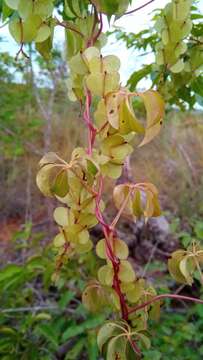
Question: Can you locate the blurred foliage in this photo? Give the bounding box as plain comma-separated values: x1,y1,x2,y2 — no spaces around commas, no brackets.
109,2,203,110
0,217,203,359
0,232,106,359
143,303,203,360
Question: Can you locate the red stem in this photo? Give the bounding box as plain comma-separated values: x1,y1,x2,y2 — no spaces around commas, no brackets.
128,294,203,315
95,176,129,320
129,338,141,357
124,0,155,15
15,18,29,60
93,13,103,44
83,89,97,155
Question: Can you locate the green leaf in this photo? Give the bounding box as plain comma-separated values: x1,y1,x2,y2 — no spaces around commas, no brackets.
65,338,86,360
69,52,88,75
0,264,22,283
33,0,54,20
107,336,128,360
59,291,75,310
39,152,60,167
127,65,152,91
4,0,19,10
53,206,68,227
36,323,58,349
179,256,193,285
97,322,121,352
100,162,123,179
36,164,56,197
18,0,32,19
168,250,188,284
33,313,52,321
118,260,136,283
8,18,21,43
62,315,104,341
137,333,151,350
170,59,185,73
36,35,53,59
86,73,104,96
52,169,69,197
119,98,144,135
53,233,66,248
138,90,165,147
35,24,51,43
96,238,129,260
82,282,108,313
98,265,114,286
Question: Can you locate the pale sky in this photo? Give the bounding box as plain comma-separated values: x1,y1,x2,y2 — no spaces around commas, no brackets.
0,0,202,85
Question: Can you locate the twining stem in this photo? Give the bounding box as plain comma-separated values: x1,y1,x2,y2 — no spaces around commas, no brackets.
92,12,103,44
124,0,155,15
128,294,203,315
55,19,84,38
15,18,29,60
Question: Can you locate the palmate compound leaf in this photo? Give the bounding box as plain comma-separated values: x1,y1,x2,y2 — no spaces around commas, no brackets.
53,207,69,227
91,0,129,16
172,0,191,21
124,279,144,304
85,71,120,97
168,250,189,284
33,0,54,20
113,184,133,216
98,264,114,286
83,46,100,62
39,152,61,167
97,322,122,352
170,59,185,73
113,183,161,219
96,238,129,260
82,282,120,313
36,33,53,60
107,336,128,360
138,90,165,147
9,15,43,43
53,233,66,248
69,52,88,75
100,162,123,179
101,134,133,160
179,256,195,285
36,164,57,197
36,158,69,198
18,0,32,19
175,42,187,57
35,23,51,43
51,169,69,197
98,320,150,359
103,55,121,73
4,0,19,9
118,260,136,283
119,97,145,135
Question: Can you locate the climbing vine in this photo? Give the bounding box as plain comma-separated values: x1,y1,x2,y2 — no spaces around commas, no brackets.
1,0,203,358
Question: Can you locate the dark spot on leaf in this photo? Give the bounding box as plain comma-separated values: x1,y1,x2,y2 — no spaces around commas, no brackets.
109,109,114,114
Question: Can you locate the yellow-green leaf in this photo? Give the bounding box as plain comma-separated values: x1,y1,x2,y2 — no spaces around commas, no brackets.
53,207,69,227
